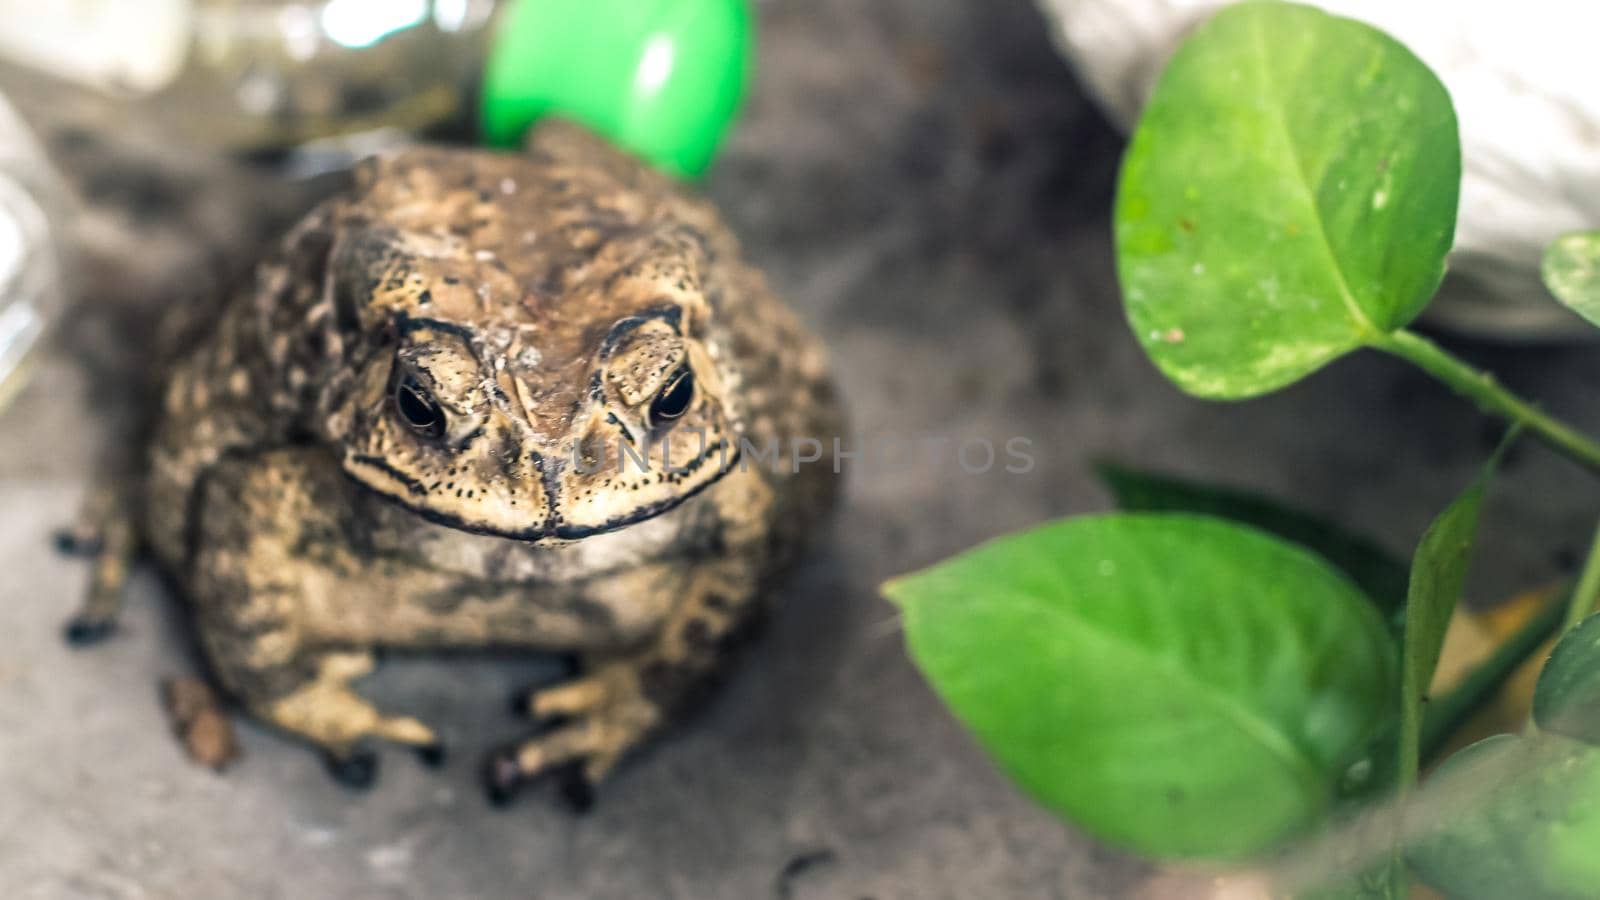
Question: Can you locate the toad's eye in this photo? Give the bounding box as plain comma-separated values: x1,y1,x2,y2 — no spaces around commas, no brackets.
394,372,446,439
649,367,695,427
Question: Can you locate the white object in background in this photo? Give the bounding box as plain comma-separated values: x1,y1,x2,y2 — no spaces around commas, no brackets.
0,0,499,149
0,0,192,94
0,93,66,409
1039,0,1600,339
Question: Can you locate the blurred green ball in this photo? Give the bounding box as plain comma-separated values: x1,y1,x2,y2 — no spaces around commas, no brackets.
480,0,753,179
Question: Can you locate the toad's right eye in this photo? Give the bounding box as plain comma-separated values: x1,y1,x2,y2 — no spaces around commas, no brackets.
393,373,446,439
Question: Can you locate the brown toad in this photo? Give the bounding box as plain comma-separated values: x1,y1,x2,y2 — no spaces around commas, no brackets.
65,122,842,801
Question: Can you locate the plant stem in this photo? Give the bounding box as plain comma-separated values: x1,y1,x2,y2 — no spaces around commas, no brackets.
1370,329,1600,474
1563,519,1600,633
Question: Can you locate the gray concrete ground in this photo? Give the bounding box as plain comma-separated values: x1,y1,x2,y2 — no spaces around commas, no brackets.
4,0,1600,897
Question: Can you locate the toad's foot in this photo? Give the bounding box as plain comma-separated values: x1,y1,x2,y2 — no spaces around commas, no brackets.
488,662,665,807
60,486,137,645
489,553,764,807
258,652,444,789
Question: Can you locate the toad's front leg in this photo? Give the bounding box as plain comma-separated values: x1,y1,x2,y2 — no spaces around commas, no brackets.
489,551,763,805
191,453,444,787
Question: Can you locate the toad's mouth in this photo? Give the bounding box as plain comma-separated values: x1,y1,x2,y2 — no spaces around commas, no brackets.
342,444,740,543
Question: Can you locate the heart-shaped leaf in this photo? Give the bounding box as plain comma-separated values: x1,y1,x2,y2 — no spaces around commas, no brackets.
1542,231,1600,329
1534,612,1600,744
883,513,1397,859
1410,734,1600,899
1115,1,1460,398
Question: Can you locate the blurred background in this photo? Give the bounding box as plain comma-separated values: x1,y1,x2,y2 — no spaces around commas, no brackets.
1,0,1598,896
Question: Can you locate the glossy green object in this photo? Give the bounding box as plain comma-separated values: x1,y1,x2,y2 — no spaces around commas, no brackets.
480,0,752,178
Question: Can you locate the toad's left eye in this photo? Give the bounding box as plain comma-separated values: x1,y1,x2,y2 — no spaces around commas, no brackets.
394,372,447,439
649,367,695,427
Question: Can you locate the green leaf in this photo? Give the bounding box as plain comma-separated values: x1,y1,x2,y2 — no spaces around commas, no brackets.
883,513,1397,859
1410,734,1600,899
1396,444,1504,790
1114,1,1460,398
1541,231,1600,329
1096,461,1410,614
1534,613,1600,744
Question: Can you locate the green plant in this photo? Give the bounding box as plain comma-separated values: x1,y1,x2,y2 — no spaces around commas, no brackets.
883,1,1600,894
